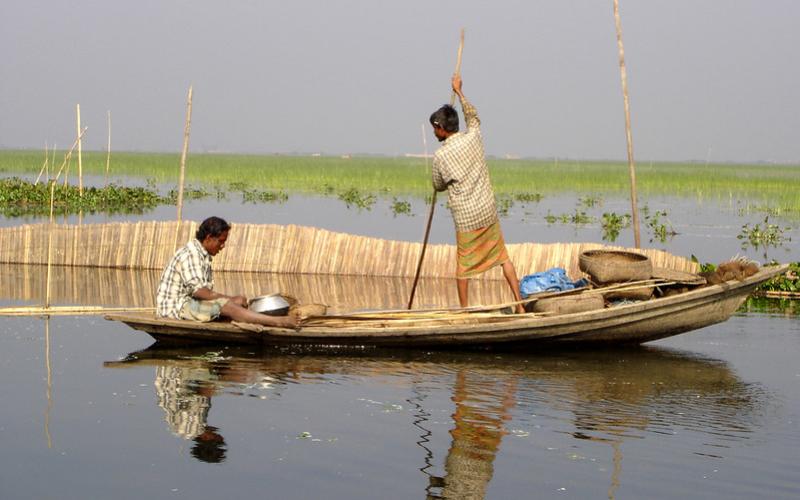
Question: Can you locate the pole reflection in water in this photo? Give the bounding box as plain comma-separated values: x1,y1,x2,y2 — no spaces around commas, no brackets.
104,344,766,498
44,316,53,449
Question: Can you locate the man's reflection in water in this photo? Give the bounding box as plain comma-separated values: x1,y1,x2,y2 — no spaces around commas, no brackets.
428,370,517,500
154,365,227,463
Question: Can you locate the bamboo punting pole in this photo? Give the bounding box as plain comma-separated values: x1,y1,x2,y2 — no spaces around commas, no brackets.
176,85,193,221
76,104,83,197
449,28,465,107
408,124,436,309
613,0,641,248
105,110,111,187
409,29,465,310
407,191,436,309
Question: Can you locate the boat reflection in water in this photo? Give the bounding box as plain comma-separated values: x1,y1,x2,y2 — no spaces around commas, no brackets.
104,344,766,498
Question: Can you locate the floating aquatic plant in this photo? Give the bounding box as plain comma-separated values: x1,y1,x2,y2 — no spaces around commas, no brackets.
601,212,631,242
390,197,412,216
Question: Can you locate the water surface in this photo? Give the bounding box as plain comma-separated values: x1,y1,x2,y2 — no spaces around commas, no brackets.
1,266,799,499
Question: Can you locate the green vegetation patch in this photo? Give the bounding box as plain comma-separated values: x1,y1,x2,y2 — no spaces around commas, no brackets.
3,151,798,211
756,262,800,295
0,177,165,217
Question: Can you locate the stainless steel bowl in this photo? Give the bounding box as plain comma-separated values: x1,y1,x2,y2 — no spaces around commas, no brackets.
248,293,290,316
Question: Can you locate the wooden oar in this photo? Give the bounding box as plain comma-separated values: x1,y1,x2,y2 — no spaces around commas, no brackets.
407,29,465,310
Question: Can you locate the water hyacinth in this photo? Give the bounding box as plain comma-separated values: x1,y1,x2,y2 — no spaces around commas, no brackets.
0,177,165,216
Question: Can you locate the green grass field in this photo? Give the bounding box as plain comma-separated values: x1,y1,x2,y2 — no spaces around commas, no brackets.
2,150,798,211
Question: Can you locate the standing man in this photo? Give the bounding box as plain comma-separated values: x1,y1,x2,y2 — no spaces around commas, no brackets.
430,75,524,313
156,216,297,328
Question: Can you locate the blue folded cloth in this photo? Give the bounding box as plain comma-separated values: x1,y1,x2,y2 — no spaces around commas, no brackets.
519,268,588,298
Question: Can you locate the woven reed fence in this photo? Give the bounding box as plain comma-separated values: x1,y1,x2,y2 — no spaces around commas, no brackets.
0,221,697,279
0,264,510,313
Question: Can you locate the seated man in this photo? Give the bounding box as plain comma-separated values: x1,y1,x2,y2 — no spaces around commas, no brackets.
156,216,297,328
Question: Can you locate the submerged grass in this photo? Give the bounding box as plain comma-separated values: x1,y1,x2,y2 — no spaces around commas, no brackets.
2,150,799,211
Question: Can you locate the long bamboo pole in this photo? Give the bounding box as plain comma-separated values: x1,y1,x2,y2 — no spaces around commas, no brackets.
613,0,641,248
408,29,464,309
50,144,56,181
76,104,83,197
449,29,465,106
407,124,434,309
45,127,87,308
176,85,193,221
0,306,155,317
35,142,49,185
105,110,111,187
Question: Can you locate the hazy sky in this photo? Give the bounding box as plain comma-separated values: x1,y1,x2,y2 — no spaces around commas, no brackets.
2,0,798,163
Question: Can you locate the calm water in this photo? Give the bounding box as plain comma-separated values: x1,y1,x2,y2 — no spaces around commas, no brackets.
1,307,799,499
1,174,799,498
2,173,798,265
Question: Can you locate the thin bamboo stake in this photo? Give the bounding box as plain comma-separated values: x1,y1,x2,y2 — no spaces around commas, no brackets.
51,128,87,183
176,85,193,221
35,142,49,185
0,306,155,317
76,104,83,197
63,152,70,187
45,128,87,307
50,143,56,181
613,0,641,248
105,110,111,187
45,186,55,308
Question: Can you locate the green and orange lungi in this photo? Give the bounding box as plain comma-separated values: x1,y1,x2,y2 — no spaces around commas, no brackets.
456,221,510,278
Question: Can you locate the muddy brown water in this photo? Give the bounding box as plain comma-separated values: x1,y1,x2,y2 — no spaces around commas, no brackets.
1,182,799,499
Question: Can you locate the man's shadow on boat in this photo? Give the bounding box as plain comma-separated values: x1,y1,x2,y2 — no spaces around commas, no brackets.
104,342,768,497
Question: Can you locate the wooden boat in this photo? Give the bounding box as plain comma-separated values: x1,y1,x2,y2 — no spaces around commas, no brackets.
106,264,787,348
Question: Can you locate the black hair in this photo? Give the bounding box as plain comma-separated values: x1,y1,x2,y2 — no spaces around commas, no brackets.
191,427,227,463
429,105,459,133
196,216,231,242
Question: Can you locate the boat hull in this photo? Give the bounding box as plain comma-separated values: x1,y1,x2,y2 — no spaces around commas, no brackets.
106,265,786,348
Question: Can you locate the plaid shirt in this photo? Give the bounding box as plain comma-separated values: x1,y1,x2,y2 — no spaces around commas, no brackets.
432,97,498,232
154,365,211,440
156,238,214,319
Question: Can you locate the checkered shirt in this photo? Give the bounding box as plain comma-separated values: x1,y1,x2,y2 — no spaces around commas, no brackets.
156,238,215,319
154,365,212,440
432,97,499,232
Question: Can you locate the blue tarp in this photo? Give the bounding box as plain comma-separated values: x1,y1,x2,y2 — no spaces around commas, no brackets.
519,268,588,298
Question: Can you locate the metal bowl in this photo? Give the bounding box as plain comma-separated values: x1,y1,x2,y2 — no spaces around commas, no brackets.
248,293,290,316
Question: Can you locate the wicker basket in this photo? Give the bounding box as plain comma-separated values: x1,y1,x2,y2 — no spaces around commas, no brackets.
532,294,605,315
578,250,652,284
